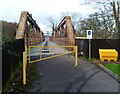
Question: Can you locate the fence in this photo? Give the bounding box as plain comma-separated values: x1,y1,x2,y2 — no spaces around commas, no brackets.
2,39,24,90
75,39,120,59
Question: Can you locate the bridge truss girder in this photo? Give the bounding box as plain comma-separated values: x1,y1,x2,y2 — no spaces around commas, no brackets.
15,11,44,46
52,16,75,46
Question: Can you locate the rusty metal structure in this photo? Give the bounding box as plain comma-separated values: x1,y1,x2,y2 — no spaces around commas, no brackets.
15,11,44,46
52,16,75,46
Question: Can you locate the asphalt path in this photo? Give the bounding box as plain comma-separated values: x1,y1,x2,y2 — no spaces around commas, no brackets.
25,40,119,93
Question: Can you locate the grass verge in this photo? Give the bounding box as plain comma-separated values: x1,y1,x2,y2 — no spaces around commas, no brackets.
79,56,99,64
104,64,120,77
79,56,120,77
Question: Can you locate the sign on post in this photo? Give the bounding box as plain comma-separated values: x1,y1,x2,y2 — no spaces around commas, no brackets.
87,30,92,59
87,30,92,39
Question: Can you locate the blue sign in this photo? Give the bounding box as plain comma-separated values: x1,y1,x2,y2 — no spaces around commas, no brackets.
88,31,91,35
87,30,92,39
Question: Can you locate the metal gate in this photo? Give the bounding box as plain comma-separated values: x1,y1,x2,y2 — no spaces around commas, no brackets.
23,46,78,85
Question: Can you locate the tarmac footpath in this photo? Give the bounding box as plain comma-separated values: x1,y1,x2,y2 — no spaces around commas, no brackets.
25,41,119,93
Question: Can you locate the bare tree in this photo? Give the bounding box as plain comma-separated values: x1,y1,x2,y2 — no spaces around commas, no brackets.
77,0,119,39
47,16,57,32
60,12,82,35
111,0,120,39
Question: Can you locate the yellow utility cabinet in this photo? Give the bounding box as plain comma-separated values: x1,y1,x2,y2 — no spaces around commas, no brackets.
99,49,118,61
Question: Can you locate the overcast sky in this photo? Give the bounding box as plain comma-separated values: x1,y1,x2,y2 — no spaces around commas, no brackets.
0,0,97,31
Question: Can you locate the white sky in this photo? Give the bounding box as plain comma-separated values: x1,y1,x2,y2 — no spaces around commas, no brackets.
0,0,97,31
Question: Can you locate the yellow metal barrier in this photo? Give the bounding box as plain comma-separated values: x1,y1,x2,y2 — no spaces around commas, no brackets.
52,47,54,56
28,46,78,65
30,51,75,63
23,45,78,85
99,49,118,61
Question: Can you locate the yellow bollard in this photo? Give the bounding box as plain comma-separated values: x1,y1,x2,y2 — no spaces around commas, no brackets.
52,47,54,56
40,47,42,59
74,46,78,66
23,52,26,85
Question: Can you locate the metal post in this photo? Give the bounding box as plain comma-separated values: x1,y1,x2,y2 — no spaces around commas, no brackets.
89,39,91,59
75,46,78,66
52,47,54,56
40,47,42,59
23,52,26,85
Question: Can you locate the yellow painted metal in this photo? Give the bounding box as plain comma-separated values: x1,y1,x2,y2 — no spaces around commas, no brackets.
40,47,42,59
23,52,26,85
99,49,118,61
29,46,76,48
28,46,78,66
52,47,54,56
74,46,78,66
23,45,78,85
30,51,75,63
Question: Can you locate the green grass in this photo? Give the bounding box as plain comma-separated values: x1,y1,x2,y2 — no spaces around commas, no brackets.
104,64,120,77
79,56,120,77
79,56,98,62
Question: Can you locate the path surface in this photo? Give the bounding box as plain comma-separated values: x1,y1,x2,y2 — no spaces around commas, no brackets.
25,40,119,93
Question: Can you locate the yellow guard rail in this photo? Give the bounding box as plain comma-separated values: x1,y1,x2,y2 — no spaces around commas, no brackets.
23,46,78,85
